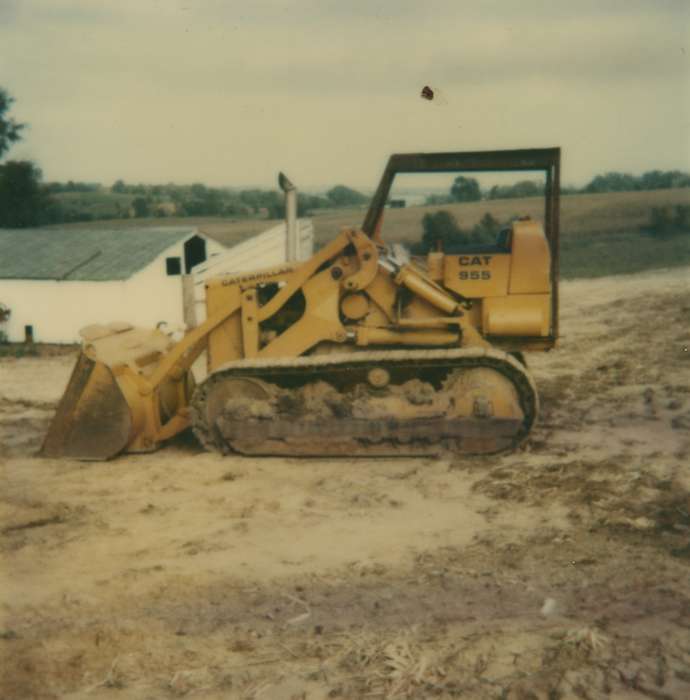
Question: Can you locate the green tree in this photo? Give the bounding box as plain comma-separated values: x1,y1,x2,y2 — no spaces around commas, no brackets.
238,189,265,213
413,210,509,254
112,179,126,193
425,193,453,205
640,170,690,190
0,90,65,226
0,88,25,159
450,176,481,202
299,193,330,213
470,212,501,245
326,185,368,207
582,170,690,194
132,196,150,217
488,180,544,200
0,161,53,227
584,172,639,194
417,210,471,252
646,205,690,238
180,184,227,216
201,188,223,216
190,183,207,198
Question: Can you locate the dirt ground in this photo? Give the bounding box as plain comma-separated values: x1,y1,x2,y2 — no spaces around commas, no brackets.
1,267,690,700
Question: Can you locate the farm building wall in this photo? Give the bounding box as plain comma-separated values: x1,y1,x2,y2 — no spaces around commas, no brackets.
0,234,226,344
1,278,128,344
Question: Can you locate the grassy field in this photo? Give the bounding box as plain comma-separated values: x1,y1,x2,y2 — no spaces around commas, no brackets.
560,229,690,278
53,188,690,279
312,188,690,279
307,187,690,245
53,191,134,219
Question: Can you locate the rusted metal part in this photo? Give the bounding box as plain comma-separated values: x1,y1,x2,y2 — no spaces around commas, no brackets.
41,325,195,460
40,353,132,460
218,417,523,457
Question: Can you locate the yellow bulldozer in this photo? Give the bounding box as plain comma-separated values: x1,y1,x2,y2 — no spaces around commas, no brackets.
42,148,560,460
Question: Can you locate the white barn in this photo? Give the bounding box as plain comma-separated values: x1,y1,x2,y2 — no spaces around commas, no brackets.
0,220,315,344
189,218,313,324
0,226,226,344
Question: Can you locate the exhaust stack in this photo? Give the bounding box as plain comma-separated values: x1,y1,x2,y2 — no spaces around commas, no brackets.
278,171,298,262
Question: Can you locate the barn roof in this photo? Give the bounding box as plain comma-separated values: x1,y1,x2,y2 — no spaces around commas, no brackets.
0,227,200,281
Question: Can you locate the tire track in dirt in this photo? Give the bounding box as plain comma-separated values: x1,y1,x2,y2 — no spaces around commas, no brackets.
1,267,690,699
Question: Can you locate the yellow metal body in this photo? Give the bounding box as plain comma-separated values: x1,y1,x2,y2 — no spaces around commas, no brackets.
43,218,554,460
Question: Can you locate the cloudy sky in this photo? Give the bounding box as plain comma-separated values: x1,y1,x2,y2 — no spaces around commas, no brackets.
1,0,688,190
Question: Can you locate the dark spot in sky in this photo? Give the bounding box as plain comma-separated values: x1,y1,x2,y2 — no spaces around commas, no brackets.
420,85,434,101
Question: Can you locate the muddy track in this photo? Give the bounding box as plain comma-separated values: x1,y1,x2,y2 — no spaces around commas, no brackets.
191,347,538,457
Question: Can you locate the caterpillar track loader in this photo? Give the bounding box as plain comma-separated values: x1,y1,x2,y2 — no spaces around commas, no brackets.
42,148,560,460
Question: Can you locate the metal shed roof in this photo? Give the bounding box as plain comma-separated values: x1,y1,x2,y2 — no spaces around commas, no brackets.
0,226,199,281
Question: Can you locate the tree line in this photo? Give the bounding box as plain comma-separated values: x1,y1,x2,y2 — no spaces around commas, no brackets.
1,87,689,228
106,181,369,221
0,88,370,227
427,170,690,206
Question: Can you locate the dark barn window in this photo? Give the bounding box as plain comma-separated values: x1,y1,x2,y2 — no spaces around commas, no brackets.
166,257,182,276
184,235,207,273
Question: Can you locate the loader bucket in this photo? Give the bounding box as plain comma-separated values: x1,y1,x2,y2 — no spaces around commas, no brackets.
41,352,133,460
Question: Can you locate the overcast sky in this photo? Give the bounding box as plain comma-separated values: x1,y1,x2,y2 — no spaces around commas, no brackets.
1,0,688,190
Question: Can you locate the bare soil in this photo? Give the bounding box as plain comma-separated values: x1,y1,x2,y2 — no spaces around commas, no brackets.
1,267,689,699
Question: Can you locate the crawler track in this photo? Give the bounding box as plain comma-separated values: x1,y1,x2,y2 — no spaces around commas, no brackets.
190,347,538,457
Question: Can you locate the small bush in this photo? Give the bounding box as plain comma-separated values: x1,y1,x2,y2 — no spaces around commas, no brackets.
676,205,690,229
644,205,690,238
411,210,506,254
